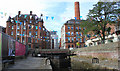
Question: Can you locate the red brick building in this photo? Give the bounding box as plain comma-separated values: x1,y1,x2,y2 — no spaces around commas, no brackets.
61,19,85,49
85,23,116,41
59,38,61,49
6,11,51,49
61,2,85,49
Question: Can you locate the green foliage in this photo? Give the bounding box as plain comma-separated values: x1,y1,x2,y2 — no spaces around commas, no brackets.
76,42,80,46
81,2,119,43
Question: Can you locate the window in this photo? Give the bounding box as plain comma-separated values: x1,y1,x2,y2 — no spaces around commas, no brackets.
68,45,70,48
40,33,41,36
79,27,81,30
28,37,31,43
72,45,74,47
31,25,34,29
29,44,31,48
20,22,22,25
17,25,19,29
35,39,37,43
71,32,74,36
29,25,31,29
30,16,32,19
84,38,86,42
68,26,70,30
68,32,70,36
30,20,32,23
83,27,85,30
17,31,19,35
29,31,31,36
35,26,38,29
35,36,37,38
11,26,14,29
80,38,82,42
71,26,73,30
35,31,37,35
76,32,79,36
80,32,82,36
76,27,78,30
11,31,13,35
17,37,19,42
72,38,74,42
36,21,38,23
23,31,25,35
76,38,78,42
68,37,70,42
23,26,26,29
47,32,49,36
22,37,24,43
24,21,26,25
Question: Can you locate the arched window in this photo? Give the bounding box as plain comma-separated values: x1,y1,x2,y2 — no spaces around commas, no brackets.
68,45,70,48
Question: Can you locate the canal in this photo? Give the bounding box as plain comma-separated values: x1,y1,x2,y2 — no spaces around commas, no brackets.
48,53,71,71
49,55,118,71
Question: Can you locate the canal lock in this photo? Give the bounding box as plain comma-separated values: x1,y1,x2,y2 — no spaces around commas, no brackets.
48,53,71,71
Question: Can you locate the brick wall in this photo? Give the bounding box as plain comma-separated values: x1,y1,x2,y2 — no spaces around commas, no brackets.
72,42,120,59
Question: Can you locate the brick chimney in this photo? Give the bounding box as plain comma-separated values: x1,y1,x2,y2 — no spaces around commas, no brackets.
30,11,32,15
18,11,21,15
75,2,80,20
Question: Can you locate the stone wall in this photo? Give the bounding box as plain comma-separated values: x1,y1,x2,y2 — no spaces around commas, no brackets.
72,42,120,59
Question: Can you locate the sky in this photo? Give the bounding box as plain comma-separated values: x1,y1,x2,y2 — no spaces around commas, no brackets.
0,0,100,41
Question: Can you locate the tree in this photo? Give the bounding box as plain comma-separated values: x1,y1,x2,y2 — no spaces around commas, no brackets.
81,2,119,44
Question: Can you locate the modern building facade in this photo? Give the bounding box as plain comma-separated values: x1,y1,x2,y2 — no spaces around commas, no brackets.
6,11,51,49
60,2,85,49
50,31,58,49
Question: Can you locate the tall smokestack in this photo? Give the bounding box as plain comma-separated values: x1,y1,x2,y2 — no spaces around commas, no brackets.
75,2,80,20
18,11,21,15
30,11,32,15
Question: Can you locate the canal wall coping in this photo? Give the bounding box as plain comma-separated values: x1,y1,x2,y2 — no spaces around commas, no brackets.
72,42,120,59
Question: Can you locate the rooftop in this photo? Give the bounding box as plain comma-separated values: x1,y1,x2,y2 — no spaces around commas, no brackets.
63,19,86,25
7,13,44,24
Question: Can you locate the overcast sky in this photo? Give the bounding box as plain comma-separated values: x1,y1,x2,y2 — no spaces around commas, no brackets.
0,0,100,40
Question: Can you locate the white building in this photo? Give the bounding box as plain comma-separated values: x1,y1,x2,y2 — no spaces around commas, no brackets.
85,34,120,47
50,31,59,49
86,21,120,47
61,25,65,49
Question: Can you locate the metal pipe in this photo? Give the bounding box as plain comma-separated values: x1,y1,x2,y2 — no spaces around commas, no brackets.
16,15,18,41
